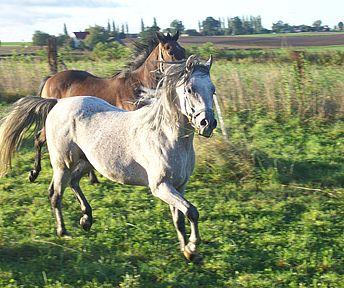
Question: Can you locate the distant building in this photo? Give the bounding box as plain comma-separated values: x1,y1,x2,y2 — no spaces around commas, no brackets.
73,32,89,40
72,31,89,48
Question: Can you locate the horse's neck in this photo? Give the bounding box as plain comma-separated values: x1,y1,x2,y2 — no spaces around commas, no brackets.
159,106,195,145
132,46,160,88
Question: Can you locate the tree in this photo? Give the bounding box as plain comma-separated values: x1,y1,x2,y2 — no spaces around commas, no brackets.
107,20,111,32
84,25,110,49
230,17,244,35
152,17,158,29
32,30,51,46
242,17,254,34
125,23,129,34
201,17,221,35
112,20,116,33
140,18,145,32
313,20,322,28
252,16,263,33
170,19,185,33
63,23,68,36
272,20,292,33
338,21,344,31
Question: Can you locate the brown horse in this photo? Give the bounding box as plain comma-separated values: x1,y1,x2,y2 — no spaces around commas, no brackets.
29,31,186,184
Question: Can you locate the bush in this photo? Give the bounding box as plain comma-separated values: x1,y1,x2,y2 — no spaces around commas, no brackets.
92,42,131,60
32,31,51,46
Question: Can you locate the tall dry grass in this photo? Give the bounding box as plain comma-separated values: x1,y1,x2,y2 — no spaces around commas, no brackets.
0,56,125,101
212,60,344,120
0,58,49,99
0,54,343,120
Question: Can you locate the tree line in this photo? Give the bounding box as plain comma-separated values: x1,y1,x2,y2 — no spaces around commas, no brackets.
31,16,344,47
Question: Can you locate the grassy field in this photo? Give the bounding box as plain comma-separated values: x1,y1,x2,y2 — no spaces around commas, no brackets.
0,42,32,46
0,53,343,287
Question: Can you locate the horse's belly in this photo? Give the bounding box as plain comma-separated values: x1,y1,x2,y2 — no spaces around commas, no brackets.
88,153,149,187
102,165,148,186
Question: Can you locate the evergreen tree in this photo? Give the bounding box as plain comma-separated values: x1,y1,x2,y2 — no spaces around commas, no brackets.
141,18,145,32
63,23,68,36
153,17,158,28
112,20,116,32
170,19,185,32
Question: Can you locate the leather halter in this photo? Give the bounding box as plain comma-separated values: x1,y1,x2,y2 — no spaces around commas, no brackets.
158,44,165,73
183,90,214,125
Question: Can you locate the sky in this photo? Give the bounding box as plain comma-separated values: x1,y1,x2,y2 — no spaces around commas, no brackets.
0,0,343,42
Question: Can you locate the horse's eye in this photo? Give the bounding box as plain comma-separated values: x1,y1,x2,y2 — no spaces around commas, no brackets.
187,87,192,94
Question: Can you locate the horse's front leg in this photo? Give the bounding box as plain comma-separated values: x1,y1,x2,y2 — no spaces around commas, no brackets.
151,181,200,261
170,205,187,252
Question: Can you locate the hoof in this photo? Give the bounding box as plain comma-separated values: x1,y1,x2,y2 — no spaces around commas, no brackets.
183,244,202,263
89,179,100,185
56,228,70,238
28,170,39,182
80,214,92,231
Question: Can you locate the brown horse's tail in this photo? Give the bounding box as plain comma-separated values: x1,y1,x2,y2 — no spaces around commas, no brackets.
37,76,51,97
0,96,58,177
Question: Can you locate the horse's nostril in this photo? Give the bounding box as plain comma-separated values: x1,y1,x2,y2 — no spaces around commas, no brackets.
200,119,208,127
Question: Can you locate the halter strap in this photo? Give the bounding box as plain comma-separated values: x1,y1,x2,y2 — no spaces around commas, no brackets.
158,44,165,73
184,94,214,123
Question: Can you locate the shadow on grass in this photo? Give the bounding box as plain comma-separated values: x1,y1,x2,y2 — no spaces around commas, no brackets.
254,150,343,187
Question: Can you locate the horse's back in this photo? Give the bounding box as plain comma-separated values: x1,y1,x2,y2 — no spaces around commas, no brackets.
55,96,123,115
41,70,103,99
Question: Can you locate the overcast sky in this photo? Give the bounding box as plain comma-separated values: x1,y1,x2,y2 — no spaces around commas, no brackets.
0,0,343,42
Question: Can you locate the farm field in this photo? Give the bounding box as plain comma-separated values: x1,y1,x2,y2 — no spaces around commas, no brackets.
1,33,344,57
178,33,344,49
0,52,343,287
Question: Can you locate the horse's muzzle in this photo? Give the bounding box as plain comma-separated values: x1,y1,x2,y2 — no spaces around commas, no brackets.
198,114,217,138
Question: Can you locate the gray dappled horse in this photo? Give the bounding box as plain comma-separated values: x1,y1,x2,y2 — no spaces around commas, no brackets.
0,55,217,261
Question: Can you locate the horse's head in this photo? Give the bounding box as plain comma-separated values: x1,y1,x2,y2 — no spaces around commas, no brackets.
156,31,185,61
176,55,217,138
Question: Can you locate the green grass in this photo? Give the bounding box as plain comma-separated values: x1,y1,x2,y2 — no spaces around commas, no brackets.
0,53,343,287
0,42,32,46
0,100,343,287
296,45,344,52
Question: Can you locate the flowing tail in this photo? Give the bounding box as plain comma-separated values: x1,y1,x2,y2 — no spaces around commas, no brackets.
0,96,58,177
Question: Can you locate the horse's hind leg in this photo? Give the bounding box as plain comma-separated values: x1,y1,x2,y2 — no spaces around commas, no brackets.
70,160,93,231
88,169,100,184
28,128,46,182
49,167,70,237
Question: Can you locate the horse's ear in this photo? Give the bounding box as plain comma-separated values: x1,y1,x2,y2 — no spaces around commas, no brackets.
172,30,180,41
205,55,213,70
156,32,166,44
167,32,172,39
